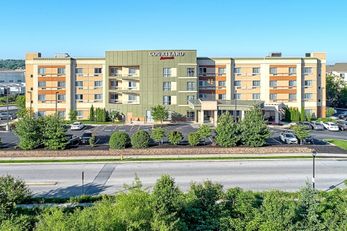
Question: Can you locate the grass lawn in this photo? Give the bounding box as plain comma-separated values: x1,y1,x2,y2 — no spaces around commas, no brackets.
326,139,347,150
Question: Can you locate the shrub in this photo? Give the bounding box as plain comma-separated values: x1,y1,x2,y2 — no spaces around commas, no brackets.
168,131,183,145
197,124,211,144
89,135,96,147
131,130,150,148
292,125,310,144
69,110,77,122
151,127,165,144
14,115,43,150
326,107,335,117
188,132,200,146
109,131,130,149
42,115,67,150
215,113,240,147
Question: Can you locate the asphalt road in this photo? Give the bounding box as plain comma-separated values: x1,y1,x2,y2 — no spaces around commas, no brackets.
1,159,347,197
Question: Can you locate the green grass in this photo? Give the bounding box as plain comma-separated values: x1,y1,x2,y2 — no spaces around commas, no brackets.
326,139,347,150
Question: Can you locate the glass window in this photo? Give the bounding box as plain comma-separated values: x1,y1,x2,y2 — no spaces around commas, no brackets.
128,94,136,101
252,67,260,75
270,93,277,101
304,93,312,100
163,82,171,91
75,81,83,87
163,95,171,105
129,67,136,76
38,68,46,75
289,93,296,101
128,81,136,89
199,67,207,75
57,68,65,75
94,68,102,74
304,67,312,75
218,68,226,76
252,93,260,100
187,68,195,77
57,111,65,118
94,81,102,87
252,80,260,87
76,68,83,75
57,94,65,101
58,81,65,87
234,93,241,99
187,95,196,103
218,81,226,87
270,80,277,87
37,111,45,117
270,67,277,75
110,67,120,76
17,80,22,83
305,80,313,87
187,82,196,91
75,94,83,100
289,80,296,87
163,68,171,77
289,67,296,75
218,94,226,100
38,95,45,101
77,111,83,117
234,67,241,75
9,80,13,83
38,81,46,87
234,80,241,87
94,94,102,100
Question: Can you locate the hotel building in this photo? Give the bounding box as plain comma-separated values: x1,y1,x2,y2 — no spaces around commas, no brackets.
25,50,326,124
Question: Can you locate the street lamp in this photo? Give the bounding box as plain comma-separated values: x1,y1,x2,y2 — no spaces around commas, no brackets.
312,150,317,189
27,91,32,113
234,89,238,122
55,92,59,115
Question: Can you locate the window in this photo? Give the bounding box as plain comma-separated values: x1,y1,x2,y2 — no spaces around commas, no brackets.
77,111,83,117
129,67,136,76
56,81,65,88
289,67,296,75
187,81,196,91
75,81,83,87
75,94,83,100
9,80,13,83
289,80,296,87
252,80,260,87
218,68,226,76
17,80,22,83
252,67,260,75
187,68,195,77
110,67,120,76
218,81,226,87
270,80,277,87
289,93,296,101
304,93,312,100
94,94,102,100
187,111,195,119
163,68,171,77
94,81,102,87
270,67,277,75
234,80,241,87
199,94,207,99
75,68,83,75
234,93,241,99
38,68,46,75
57,111,65,118
304,67,312,75
305,109,313,117
199,67,207,75
38,81,46,87
110,80,118,89
163,82,171,91
234,67,241,75
128,81,136,89
128,94,137,101
187,95,196,103
270,93,277,101
218,94,226,100
38,95,45,101
57,94,65,101
57,68,65,75
305,80,314,88
37,111,45,117
163,95,171,105
94,68,102,74
252,93,260,100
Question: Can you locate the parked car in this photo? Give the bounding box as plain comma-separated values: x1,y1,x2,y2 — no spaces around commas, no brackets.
65,134,80,147
336,120,347,131
0,112,16,120
298,122,312,130
302,136,314,144
70,122,85,130
280,132,298,144
309,121,324,130
80,132,93,144
320,121,339,131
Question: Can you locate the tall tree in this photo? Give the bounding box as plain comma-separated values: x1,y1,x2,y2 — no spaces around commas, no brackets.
215,113,240,147
14,115,43,150
42,115,67,150
326,74,347,108
151,105,169,124
89,105,95,121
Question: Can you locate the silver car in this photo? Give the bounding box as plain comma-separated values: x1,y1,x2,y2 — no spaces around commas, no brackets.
0,112,16,120
310,121,324,130
280,132,298,144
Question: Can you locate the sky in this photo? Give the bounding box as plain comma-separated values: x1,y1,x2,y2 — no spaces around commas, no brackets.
1,0,346,64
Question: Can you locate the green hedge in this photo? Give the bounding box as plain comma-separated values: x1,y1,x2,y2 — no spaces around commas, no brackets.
131,130,150,148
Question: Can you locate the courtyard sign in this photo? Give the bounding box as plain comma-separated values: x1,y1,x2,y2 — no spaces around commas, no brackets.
149,51,185,57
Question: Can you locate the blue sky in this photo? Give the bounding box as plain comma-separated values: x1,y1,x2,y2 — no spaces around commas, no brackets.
1,0,346,63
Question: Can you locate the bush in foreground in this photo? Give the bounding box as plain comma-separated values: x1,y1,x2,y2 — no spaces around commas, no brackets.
131,130,150,148
151,127,165,144
188,132,200,146
109,131,130,149
168,131,183,145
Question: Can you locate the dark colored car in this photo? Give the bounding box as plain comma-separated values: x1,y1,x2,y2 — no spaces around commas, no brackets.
302,136,314,144
80,132,93,144
65,134,80,147
337,120,347,131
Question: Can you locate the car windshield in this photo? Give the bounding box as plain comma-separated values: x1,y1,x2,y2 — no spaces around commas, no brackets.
82,133,92,137
285,134,295,138
73,122,80,125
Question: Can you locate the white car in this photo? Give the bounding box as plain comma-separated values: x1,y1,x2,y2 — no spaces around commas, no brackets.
280,132,298,144
320,121,339,131
70,122,85,130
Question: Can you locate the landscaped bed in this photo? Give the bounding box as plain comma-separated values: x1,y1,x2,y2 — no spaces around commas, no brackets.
326,139,347,150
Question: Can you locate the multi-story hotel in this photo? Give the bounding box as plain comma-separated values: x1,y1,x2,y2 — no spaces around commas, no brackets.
25,50,326,125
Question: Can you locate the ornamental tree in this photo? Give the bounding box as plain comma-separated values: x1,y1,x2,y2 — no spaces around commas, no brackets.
14,115,43,150
42,115,67,150
292,125,310,144
151,127,165,145
151,105,169,124
215,113,240,147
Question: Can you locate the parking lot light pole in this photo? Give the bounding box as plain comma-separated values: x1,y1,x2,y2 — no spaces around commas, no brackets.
6,87,10,131
55,92,59,115
312,150,317,189
234,89,237,122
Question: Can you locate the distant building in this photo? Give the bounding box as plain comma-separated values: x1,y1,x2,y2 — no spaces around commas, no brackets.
327,63,347,82
0,70,25,95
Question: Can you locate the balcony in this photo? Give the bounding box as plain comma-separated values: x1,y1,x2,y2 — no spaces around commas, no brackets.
109,99,122,104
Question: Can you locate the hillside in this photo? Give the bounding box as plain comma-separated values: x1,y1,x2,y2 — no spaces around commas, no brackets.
0,59,25,70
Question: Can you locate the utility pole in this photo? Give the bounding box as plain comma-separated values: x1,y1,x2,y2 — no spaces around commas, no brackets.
234,89,238,122
312,151,317,189
55,92,59,115
6,87,10,131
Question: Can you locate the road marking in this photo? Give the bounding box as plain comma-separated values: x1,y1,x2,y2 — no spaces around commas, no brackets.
26,181,58,186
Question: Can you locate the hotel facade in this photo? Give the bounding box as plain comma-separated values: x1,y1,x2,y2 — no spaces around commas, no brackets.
25,50,326,124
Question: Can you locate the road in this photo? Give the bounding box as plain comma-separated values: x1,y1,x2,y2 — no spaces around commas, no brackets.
1,159,347,197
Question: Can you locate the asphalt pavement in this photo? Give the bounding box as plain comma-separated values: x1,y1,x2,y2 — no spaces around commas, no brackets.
1,159,347,197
